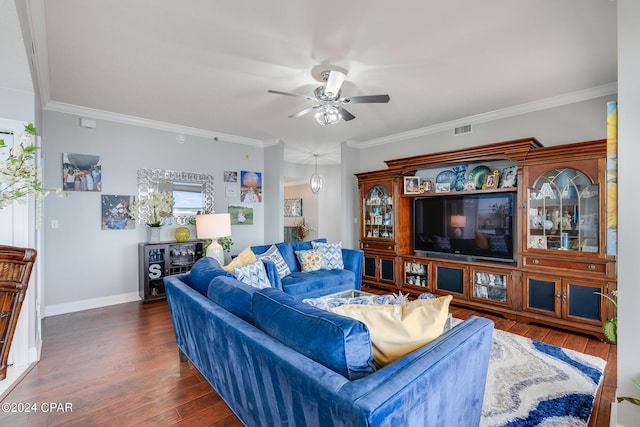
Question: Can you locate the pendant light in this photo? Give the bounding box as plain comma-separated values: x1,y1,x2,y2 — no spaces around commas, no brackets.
310,154,324,194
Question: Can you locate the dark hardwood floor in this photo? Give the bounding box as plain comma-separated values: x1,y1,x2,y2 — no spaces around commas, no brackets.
0,291,616,426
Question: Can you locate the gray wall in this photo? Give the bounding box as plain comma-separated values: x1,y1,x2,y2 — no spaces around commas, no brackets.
358,95,614,172
41,110,265,315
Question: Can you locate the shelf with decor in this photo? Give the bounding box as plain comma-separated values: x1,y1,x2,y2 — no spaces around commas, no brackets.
138,240,205,302
355,137,616,339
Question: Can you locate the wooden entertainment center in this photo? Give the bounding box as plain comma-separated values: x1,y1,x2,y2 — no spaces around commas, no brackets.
356,137,616,339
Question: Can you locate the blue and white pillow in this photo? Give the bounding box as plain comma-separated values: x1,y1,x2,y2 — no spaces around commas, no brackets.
234,260,271,289
311,241,344,270
255,245,291,278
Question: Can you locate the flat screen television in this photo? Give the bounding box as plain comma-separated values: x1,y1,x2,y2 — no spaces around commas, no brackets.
413,192,515,262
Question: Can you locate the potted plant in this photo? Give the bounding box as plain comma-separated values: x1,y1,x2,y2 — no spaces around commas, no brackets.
130,191,175,242
0,123,63,208
594,291,617,344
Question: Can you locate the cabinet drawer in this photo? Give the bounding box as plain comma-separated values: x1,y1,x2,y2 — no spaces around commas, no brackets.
523,256,606,274
361,241,396,252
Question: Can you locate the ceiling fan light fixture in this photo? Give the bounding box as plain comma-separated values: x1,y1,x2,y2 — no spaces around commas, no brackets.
315,105,340,125
324,70,345,98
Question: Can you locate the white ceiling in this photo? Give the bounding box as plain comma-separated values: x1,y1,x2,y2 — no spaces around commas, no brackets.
8,0,618,164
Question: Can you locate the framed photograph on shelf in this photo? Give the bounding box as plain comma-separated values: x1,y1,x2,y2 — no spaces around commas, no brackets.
529,235,547,249
422,178,434,193
483,170,500,189
435,182,450,193
403,176,421,194
499,166,517,188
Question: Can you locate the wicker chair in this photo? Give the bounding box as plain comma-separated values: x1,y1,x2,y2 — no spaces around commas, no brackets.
0,245,37,380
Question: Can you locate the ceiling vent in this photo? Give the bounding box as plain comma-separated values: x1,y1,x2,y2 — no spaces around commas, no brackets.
453,124,472,136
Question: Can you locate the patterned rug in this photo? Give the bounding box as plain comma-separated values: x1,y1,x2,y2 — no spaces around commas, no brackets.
481,329,606,427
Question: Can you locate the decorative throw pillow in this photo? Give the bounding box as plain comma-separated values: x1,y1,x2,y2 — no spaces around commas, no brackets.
434,235,451,250
294,249,324,272
331,295,453,368
488,234,509,253
255,245,291,278
234,259,270,289
475,232,490,250
311,241,344,270
222,247,257,273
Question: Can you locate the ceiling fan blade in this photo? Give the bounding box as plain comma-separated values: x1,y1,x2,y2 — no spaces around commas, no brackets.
338,106,356,121
288,105,321,119
268,89,316,101
341,94,390,104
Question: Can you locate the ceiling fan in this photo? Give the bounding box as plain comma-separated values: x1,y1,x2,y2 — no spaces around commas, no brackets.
268,70,390,125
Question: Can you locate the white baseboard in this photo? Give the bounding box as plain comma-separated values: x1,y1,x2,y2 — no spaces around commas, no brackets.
44,292,141,317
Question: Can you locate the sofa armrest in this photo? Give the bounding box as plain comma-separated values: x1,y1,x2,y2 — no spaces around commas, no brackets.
260,259,283,290
342,249,363,290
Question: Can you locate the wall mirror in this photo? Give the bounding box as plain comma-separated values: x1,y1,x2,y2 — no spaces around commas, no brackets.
137,168,214,225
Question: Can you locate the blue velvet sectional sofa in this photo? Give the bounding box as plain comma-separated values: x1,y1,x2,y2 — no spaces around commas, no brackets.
250,239,364,299
164,255,494,427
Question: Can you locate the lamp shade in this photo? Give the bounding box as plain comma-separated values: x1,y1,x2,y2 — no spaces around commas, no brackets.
450,215,467,228
196,213,231,239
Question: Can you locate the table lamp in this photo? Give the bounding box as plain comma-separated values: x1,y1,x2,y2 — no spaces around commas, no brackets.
195,213,231,266
450,215,466,238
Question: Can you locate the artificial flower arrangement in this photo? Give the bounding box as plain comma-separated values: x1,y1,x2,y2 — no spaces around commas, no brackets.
129,191,175,227
0,123,63,209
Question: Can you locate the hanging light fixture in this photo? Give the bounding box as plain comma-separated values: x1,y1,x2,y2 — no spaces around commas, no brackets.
310,154,324,194
315,104,340,125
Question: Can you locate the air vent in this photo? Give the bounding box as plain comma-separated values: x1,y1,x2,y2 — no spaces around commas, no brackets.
453,124,472,136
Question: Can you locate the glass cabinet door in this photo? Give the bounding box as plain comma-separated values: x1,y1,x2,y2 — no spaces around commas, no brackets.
527,168,599,253
363,185,394,240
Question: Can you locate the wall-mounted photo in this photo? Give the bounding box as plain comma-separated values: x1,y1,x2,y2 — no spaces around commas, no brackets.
63,152,102,191
101,195,134,230
403,176,421,194
229,204,253,225
240,171,262,203
224,171,237,183
284,198,303,217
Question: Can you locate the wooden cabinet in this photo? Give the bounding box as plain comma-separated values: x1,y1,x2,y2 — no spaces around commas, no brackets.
518,141,616,337
522,273,615,335
355,137,616,339
356,172,411,292
138,240,205,302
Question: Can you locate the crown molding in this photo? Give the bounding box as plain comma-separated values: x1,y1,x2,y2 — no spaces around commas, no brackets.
354,82,618,149
25,0,51,108
44,101,265,147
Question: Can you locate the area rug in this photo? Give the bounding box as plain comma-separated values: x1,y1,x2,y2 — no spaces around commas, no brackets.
481,329,606,427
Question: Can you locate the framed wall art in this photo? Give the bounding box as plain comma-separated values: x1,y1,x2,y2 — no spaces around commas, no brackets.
284,198,303,217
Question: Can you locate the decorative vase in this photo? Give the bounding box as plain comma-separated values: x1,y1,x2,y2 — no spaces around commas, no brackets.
174,226,190,242
148,226,161,243
453,165,467,192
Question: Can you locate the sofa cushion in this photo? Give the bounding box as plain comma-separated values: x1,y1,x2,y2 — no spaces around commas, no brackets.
332,295,453,368
252,287,376,380
311,241,344,270
294,249,325,272
188,257,235,295
280,269,356,296
222,247,257,273
255,245,291,278
234,259,271,289
207,276,258,324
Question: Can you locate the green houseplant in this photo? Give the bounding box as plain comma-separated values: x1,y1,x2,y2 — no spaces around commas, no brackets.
594,291,617,344
0,123,63,209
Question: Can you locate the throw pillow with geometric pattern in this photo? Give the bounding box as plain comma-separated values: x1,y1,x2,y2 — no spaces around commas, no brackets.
311,241,344,270
255,244,291,278
234,259,271,289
